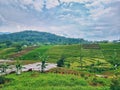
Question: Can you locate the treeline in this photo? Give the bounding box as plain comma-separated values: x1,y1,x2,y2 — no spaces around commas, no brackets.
0,30,87,45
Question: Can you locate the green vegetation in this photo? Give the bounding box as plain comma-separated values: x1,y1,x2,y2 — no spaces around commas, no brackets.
40,55,49,73
0,43,120,73
17,43,120,75
0,31,85,45
110,76,120,90
0,42,120,90
19,45,52,60
0,47,16,59
0,72,110,90
57,56,65,67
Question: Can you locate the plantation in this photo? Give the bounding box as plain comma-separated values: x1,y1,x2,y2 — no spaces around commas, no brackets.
0,43,120,90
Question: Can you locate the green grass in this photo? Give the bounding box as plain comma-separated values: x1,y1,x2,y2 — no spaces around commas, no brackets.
45,44,81,62
1,43,119,90
0,47,16,59
19,45,53,60
0,43,120,73
99,43,120,61
0,72,110,90
100,43,120,49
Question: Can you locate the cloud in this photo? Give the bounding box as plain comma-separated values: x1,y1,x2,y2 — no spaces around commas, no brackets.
0,0,119,41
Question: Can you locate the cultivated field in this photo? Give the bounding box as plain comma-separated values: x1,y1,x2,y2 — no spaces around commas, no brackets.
0,43,120,90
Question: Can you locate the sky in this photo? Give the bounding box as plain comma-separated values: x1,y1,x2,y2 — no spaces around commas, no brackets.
0,0,120,41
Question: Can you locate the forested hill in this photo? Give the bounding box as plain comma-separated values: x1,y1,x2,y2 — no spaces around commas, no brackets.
0,30,87,45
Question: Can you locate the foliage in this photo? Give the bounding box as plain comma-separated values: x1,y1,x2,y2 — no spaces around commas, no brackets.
91,77,110,86
0,72,110,90
0,76,11,84
108,50,120,69
40,55,49,73
110,77,120,90
0,31,85,45
19,45,52,60
57,56,65,67
0,62,9,74
16,60,22,75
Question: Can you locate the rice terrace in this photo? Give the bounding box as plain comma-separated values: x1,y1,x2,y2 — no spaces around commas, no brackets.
0,39,120,90
0,0,120,90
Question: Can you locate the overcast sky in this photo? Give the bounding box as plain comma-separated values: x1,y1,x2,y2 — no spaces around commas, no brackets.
0,0,120,41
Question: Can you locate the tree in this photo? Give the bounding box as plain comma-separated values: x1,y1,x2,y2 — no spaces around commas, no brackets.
5,41,12,47
37,55,48,73
41,55,49,73
16,60,22,75
57,56,65,67
0,62,9,75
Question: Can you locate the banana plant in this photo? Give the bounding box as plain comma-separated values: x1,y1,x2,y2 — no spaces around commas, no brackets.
16,60,22,75
0,62,9,75
37,55,49,73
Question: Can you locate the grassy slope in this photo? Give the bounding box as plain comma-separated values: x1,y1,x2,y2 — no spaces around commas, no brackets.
0,43,119,90
99,43,120,60
0,47,16,59
0,43,119,68
19,45,53,60
16,44,120,67
1,72,110,90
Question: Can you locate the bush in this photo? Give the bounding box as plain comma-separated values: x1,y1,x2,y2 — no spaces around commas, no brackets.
57,56,65,67
92,77,109,86
0,76,10,84
110,77,120,90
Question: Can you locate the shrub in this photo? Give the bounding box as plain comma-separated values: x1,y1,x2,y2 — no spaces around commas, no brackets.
0,76,11,84
57,56,65,67
110,77,120,90
91,77,109,86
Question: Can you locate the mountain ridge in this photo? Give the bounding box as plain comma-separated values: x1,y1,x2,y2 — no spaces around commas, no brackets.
0,30,86,45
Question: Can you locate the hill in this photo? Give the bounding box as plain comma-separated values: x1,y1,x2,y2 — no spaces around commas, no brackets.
0,30,86,45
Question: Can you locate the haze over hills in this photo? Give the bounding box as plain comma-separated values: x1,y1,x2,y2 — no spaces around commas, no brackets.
0,30,87,45
0,32,10,35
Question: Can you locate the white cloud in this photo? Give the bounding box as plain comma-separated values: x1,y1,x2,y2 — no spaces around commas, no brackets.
0,14,6,23
0,0,119,41
46,0,59,9
90,7,112,20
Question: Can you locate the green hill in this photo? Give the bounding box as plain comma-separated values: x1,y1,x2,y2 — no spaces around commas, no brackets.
0,30,86,45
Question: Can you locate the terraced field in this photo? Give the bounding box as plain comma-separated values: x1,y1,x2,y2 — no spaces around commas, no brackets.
0,43,120,72
0,43,120,90
0,47,16,59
